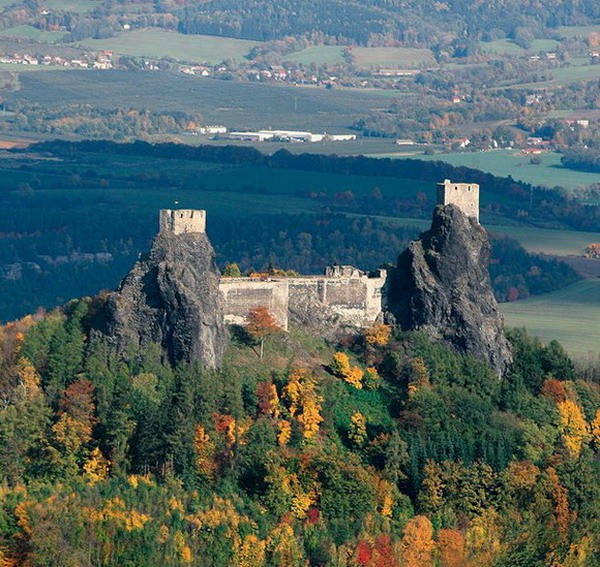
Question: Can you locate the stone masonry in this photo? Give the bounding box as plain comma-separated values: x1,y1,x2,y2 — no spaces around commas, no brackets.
436,179,479,222
163,178,481,333
159,209,207,234
219,268,387,332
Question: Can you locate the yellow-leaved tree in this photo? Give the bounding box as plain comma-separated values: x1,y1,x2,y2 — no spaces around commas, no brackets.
330,352,364,389
364,323,392,347
283,368,323,440
400,515,435,567
557,400,589,459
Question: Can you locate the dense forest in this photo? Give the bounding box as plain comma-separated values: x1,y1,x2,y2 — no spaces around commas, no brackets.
175,0,600,44
35,140,600,231
0,138,583,321
0,297,598,565
17,0,599,47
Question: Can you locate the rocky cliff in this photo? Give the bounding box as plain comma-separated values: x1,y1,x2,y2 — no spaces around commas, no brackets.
387,205,512,375
99,231,227,368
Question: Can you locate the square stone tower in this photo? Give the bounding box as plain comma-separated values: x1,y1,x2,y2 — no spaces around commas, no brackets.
436,179,479,222
159,209,206,234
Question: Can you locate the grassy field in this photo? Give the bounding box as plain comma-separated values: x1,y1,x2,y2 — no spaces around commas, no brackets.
555,24,600,38
502,280,600,357
501,58,600,89
12,70,394,132
80,29,259,64
479,38,560,55
352,47,435,68
0,24,68,42
284,46,345,65
486,224,600,256
404,149,600,191
42,0,99,12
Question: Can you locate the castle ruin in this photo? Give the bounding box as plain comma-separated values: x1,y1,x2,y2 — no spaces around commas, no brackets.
219,268,387,331
437,179,479,222
161,180,480,332
159,209,207,234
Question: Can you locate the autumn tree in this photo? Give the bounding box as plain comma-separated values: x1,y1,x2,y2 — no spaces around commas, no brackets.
283,368,323,440
330,352,363,389
256,381,280,417
364,324,392,347
557,399,589,459
437,529,467,567
246,307,281,359
400,515,435,567
348,411,367,447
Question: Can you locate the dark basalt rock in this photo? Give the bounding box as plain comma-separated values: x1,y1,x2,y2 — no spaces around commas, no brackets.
387,204,512,376
100,231,226,368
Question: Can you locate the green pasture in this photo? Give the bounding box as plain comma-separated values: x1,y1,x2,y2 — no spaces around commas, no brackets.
0,62,73,72
42,0,99,13
0,24,68,42
486,224,600,256
502,279,600,357
503,59,600,89
479,38,560,55
407,149,600,191
284,46,345,65
555,24,600,39
352,46,435,68
80,29,259,64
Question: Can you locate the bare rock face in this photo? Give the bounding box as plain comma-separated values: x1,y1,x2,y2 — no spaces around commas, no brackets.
100,231,226,368
387,204,512,375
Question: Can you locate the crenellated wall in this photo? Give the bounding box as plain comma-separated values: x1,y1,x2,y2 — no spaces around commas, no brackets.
159,209,206,234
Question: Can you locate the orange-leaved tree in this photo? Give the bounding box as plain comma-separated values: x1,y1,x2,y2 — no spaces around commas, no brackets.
245,307,282,359
400,515,435,567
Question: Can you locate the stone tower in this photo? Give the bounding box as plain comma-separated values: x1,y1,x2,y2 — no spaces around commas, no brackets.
436,179,479,222
159,209,206,234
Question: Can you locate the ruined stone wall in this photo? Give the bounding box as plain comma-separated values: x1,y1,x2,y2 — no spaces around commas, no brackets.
159,209,206,234
219,270,387,332
436,179,479,222
219,279,289,329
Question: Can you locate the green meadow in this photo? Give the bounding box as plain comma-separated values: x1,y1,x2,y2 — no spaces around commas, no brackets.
555,24,600,38
405,149,600,191
42,0,100,12
502,279,600,357
284,46,345,65
0,24,68,42
80,29,259,64
352,46,435,68
479,38,560,55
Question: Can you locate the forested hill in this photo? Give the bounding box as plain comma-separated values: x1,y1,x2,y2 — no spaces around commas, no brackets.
176,0,600,44
0,299,599,565
6,0,600,46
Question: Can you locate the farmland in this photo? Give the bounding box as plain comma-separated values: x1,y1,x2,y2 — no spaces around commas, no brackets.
479,38,560,55
502,279,600,357
351,46,435,68
0,24,68,42
43,0,98,12
283,46,345,65
405,149,600,191
11,70,392,132
80,29,260,64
